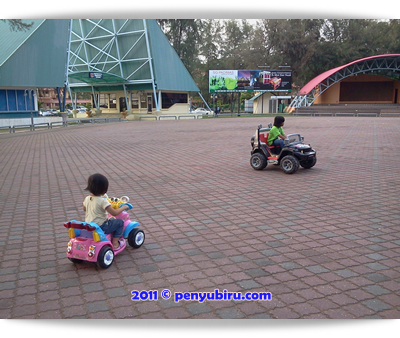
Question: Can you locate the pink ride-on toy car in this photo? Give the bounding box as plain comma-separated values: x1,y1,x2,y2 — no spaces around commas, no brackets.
64,204,145,269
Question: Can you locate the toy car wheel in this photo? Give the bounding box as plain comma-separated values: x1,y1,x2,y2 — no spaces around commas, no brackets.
97,246,114,269
280,155,299,174
128,229,145,248
300,157,317,169
250,153,267,170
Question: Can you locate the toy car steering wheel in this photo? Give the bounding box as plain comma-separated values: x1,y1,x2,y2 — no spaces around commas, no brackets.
121,203,133,210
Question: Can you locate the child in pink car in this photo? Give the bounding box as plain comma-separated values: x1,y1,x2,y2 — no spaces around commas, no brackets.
83,173,130,249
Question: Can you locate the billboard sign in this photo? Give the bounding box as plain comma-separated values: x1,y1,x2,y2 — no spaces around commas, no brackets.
209,69,292,93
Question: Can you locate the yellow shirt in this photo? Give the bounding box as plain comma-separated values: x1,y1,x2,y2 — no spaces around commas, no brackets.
83,195,110,225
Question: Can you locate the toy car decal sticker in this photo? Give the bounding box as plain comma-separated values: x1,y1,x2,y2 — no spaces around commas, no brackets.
75,243,87,251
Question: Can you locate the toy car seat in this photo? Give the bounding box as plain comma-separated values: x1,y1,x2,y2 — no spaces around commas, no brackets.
64,221,109,242
260,132,281,154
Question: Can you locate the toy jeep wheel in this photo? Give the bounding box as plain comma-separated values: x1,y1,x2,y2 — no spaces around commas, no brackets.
97,246,114,269
128,229,145,248
300,157,317,169
250,153,267,170
280,155,299,174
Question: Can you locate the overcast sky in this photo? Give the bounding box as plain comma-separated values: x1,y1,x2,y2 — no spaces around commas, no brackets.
5,1,397,19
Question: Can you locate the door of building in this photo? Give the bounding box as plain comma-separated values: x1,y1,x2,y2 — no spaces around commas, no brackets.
119,97,127,112
147,95,152,113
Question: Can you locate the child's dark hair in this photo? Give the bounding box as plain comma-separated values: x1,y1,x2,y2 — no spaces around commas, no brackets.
273,115,285,127
84,173,108,196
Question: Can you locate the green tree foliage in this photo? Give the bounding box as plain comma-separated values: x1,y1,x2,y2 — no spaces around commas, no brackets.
199,19,223,64
221,19,254,69
387,20,400,52
157,19,400,98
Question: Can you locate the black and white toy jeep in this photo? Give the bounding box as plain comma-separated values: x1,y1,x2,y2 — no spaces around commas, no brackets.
250,124,317,174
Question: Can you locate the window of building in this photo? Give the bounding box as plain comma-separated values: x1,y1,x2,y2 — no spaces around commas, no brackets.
131,93,139,109
140,94,147,108
0,89,35,112
109,94,116,108
99,94,109,108
0,90,7,111
7,90,17,111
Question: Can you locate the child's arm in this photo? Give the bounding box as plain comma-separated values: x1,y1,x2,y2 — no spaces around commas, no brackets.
278,128,286,139
106,204,129,216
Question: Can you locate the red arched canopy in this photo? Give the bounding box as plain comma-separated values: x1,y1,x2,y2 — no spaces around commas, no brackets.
299,54,400,95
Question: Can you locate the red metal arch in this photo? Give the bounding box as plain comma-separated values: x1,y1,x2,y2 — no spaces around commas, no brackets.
299,54,400,95
288,54,400,108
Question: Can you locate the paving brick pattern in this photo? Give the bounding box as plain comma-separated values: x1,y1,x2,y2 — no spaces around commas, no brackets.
0,116,399,318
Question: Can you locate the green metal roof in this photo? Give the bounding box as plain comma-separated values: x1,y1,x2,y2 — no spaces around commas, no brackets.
0,19,70,87
0,19,44,66
0,19,199,92
146,19,199,92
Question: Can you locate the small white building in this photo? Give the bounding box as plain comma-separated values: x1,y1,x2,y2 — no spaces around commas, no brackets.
251,93,292,114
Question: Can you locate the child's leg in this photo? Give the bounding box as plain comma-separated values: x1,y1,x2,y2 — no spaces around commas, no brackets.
100,219,124,248
111,237,120,249
273,139,285,148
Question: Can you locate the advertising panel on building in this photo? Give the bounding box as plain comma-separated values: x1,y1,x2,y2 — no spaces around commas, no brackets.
209,69,292,93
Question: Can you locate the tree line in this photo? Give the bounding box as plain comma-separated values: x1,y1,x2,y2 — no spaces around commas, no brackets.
157,19,400,106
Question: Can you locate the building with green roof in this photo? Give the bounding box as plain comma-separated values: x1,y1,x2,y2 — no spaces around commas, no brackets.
0,19,69,118
0,19,202,120
68,19,201,119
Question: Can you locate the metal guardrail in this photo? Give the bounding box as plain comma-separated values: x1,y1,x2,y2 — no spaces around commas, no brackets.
3,117,126,134
335,112,355,117
313,112,334,116
356,112,379,117
66,117,125,124
50,121,67,128
107,117,126,122
293,111,314,116
139,116,157,121
380,112,400,117
65,119,83,125
213,112,253,117
293,111,387,117
159,115,177,120
12,123,51,132
0,126,12,133
34,122,52,130
138,114,207,121
139,114,204,121
178,115,196,120
12,124,34,132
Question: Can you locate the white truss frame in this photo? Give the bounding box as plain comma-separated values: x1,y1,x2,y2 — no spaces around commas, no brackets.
67,19,159,110
289,56,400,109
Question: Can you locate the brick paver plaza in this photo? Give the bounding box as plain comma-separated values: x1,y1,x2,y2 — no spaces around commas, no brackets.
0,116,399,319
